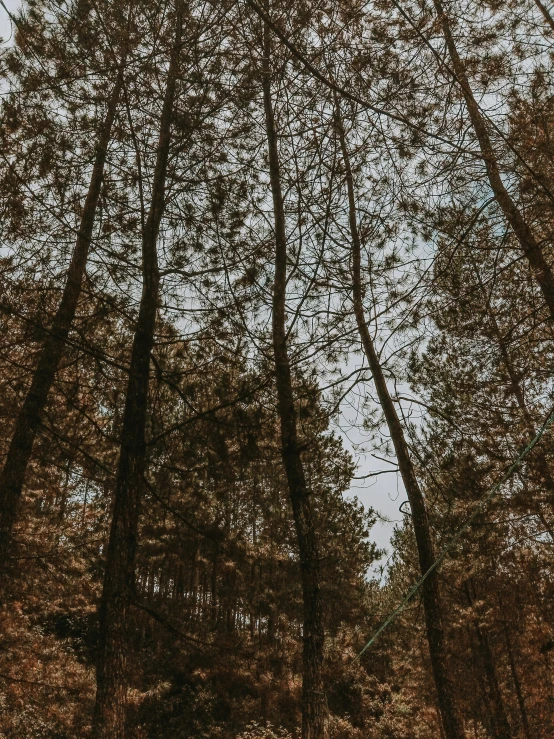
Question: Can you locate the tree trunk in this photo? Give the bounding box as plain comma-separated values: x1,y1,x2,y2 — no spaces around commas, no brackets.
474,625,512,739
465,625,493,739
211,548,218,627
469,256,554,522
335,101,466,739
533,0,554,33
0,66,125,563
432,0,554,322
262,19,326,739
91,9,181,738
465,582,513,739
503,628,532,739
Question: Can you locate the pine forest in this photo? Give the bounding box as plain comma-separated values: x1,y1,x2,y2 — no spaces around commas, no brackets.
1,1,554,737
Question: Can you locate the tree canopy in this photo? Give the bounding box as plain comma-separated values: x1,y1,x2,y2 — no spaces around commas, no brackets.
1,1,554,738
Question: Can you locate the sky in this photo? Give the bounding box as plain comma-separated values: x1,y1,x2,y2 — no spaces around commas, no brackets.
0,1,19,45
0,0,409,570
338,384,409,573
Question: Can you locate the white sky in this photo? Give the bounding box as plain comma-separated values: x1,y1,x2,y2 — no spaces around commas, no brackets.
338,387,408,572
0,0,19,45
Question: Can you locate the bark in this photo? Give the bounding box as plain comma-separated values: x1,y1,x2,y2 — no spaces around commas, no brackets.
496,363,554,523
211,549,218,626
465,583,513,739
335,101,466,739
464,624,493,738
469,257,554,522
477,632,512,739
0,67,125,563
432,0,554,321
504,628,531,739
262,20,326,739
91,9,182,738
189,543,199,619
533,0,554,33
474,662,496,739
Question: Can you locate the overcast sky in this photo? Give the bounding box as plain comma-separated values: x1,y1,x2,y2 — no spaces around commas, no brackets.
1,1,19,45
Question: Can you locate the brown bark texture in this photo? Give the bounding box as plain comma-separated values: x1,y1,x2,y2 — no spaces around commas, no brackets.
465,582,513,739
504,627,532,739
533,0,554,33
469,256,554,522
433,0,554,322
91,8,182,737
0,70,125,564
334,101,467,739
262,20,327,739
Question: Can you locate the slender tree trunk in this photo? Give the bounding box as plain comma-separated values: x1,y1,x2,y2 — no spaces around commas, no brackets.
262,19,326,739
334,101,466,739
477,670,497,739
432,0,554,321
211,548,218,626
0,66,125,563
478,630,511,739
189,543,199,620
469,257,554,522
492,331,554,520
465,625,492,738
533,0,554,33
91,9,181,737
465,583,513,739
503,626,532,739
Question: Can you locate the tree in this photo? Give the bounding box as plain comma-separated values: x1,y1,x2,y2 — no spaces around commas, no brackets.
91,3,183,735
261,14,327,739
0,0,133,563
334,99,466,739
2,0,554,737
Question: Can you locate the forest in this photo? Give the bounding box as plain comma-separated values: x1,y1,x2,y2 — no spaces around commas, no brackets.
0,0,554,737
